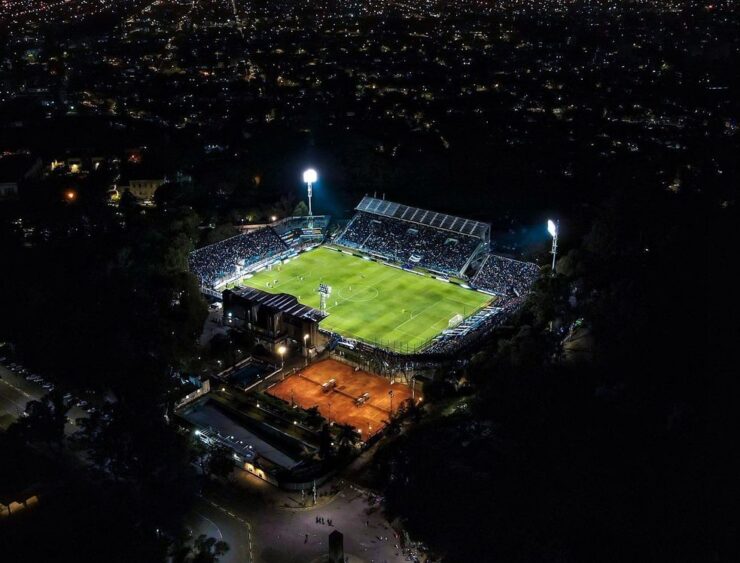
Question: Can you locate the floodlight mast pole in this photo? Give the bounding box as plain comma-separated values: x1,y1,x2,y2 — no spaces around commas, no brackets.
548,220,559,275
307,181,313,216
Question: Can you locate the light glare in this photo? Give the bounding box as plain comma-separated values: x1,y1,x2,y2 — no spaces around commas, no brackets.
303,168,317,184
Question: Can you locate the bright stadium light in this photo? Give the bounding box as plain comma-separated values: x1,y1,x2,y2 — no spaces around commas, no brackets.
302,168,318,216
278,345,287,368
303,168,317,184
548,219,559,274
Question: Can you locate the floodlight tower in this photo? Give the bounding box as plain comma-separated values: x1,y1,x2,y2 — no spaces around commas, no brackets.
548,219,559,274
303,168,318,216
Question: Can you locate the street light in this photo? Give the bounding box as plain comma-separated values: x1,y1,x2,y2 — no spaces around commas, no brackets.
302,168,317,216
278,345,287,369
547,219,559,274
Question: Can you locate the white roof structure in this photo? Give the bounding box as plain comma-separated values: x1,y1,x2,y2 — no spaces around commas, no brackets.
231,286,327,323
355,196,490,241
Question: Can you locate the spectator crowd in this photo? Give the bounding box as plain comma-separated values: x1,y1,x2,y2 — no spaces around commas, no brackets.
272,216,331,249
189,228,288,287
471,254,540,296
336,212,481,274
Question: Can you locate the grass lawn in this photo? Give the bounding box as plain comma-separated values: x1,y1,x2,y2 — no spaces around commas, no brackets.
238,247,492,352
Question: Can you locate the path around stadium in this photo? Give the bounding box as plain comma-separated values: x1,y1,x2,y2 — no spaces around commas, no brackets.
199,470,407,563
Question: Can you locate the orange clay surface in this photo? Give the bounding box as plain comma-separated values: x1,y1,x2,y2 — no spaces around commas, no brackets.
267,359,414,437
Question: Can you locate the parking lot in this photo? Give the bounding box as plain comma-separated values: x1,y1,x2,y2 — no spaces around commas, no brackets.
0,357,93,433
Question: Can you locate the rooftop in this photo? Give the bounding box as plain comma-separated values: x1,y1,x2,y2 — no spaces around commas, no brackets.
229,286,328,323
356,196,490,241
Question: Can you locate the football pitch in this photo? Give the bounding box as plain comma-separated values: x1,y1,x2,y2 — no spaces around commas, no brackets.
237,246,492,351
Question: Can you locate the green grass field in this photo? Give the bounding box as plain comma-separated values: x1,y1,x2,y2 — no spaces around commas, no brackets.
238,247,492,352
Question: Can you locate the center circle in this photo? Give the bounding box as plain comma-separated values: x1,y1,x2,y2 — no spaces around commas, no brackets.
337,284,379,302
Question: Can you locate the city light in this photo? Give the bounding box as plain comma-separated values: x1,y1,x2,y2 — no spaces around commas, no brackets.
547,219,558,237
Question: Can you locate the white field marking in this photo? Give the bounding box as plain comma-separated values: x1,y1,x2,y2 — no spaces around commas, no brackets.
390,311,453,342
389,299,444,334
388,325,423,342
246,269,311,291
323,266,397,312
443,296,483,308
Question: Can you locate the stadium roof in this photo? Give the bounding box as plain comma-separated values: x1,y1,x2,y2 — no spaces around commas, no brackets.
229,286,327,322
355,196,490,241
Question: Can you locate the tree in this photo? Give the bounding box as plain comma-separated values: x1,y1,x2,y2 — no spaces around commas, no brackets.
305,405,324,428
292,200,309,216
171,534,230,563
118,188,139,213
336,424,359,455
207,446,235,480
319,423,332,459
204,224,238,245
191,436,211,478
11,391,70,447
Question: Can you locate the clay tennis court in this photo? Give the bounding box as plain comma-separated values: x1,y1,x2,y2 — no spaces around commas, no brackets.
266,359,414,437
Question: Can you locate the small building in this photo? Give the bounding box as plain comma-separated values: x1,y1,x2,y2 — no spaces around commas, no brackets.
123,177,166,201
223,286,326,353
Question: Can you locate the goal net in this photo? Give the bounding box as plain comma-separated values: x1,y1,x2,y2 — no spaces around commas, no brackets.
448,313,464,328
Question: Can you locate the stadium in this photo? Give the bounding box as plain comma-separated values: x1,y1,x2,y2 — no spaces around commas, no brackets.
189,194,541,358
181,192,542,487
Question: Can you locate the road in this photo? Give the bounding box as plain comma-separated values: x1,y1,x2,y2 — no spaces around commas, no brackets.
198,471,407,563
0,364,37,427
185,496,253,563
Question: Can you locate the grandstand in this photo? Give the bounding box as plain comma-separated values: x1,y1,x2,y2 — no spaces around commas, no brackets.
336,196,489,276
272,215,331,249
188,227,289,288
189,217,332,288
471,254,540,297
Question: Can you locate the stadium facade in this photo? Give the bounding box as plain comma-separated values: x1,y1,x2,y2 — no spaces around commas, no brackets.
223,286,325,354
